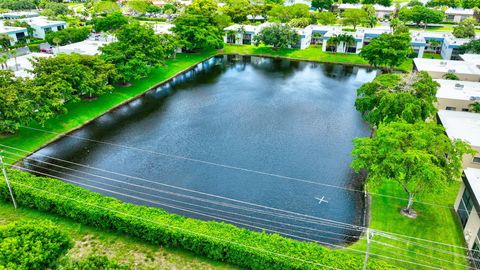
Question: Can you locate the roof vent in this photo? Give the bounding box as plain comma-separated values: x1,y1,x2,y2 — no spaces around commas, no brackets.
440,61,447,66
470,96,480,101
455,83,464,89
448,69,456,73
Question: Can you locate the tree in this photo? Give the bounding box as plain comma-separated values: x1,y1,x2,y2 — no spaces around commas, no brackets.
426,0,460,7
173,0,224,52
462,0,479,8
91,12,129,33
352,121,472,216
453,17,476,38
342,9,368,30
222,0,252,23
363,5,378,28
31,53,117,99
359,33,412,71
459,39,480,53
407,0,424,6
313,11,337,25
355,71,439,126
312,0,333,10
399,6,444,26
377,0,393,6
101,22,174,83
428,39,442,53
0,221,72,269
42,2,70,16
443,72,460,80
45,27,91,46
254,24,300,49
470,102,480,112
125,0,152,14
267,4,310,22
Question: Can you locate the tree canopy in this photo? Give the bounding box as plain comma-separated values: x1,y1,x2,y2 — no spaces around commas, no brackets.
313,11,337,25
355,71,439,126
342,9,368,30
172,0,224,52
359,33,412,71
254,24,300,49
312,0,334,10
101,22,175,83
91,12,130,33
45,26,91,46
459,39,480,54
453,17,476,38
267,3,310,22
399,6,444,25
352,121,472,216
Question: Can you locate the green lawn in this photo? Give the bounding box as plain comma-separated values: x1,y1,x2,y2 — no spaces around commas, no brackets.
222,44,414,72
349,182,468,270
0,50,217,164
0,201,239,270
423,52,443,59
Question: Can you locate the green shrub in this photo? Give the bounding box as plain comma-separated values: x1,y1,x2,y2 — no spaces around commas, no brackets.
45,27,91,46
60,255,129,270
0,170,402,270
28,44,40,52
0,220,72,269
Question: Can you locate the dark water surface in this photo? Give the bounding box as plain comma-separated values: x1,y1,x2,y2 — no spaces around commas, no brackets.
22,56,376,246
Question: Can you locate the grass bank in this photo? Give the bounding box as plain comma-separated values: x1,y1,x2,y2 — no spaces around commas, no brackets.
222,44,414,72
0,49,217,164
349,181,468,270
0,201,238,270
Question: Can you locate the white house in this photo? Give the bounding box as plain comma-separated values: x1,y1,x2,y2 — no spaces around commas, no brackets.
284,0,312,7
0,24,28,46
441,36,472,60
0,11,39,20
435,79,480,111
445,8,474,23
6,52,52,78
414,58,480,81
437,110,480,169
454,167,480,268
54,39,110,55
336,4,396,19
20,16,67,39
224,24,259,45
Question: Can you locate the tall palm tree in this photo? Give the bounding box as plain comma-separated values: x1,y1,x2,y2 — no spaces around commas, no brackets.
339,33,355,53
327,35,340,52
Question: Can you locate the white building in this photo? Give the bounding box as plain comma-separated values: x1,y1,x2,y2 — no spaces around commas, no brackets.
445,8,474,23
460,54,480,68
224,24,259,45
0,11,39,20
6,52,52,78
435,79,480,111
20,16,67,39
336,4,396,19
54,39,110,55
454,168,480,268
414,58,480,81
284,0,312,7
152,23,174,34
441,36,472,60
437,110,480,169
0,24,28,46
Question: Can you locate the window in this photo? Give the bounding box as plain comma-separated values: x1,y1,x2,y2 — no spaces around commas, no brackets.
458,187,474,228
462,108,470,112
473,157,480,164
226,34,235,44
472,240,480,269
57,25,64,31
243,34,252,45
446,106,457,111
44,27,52,34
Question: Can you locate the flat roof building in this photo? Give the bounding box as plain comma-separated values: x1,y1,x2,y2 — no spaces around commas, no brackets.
20,16,67,39
445,8,474,22
6,52,52,78
414,58,480,81
0,24,28,46
54,39,110,55
435,79,480,111
337,4,395,18
454,168,480,268
437,110,480,169
0,11,39,20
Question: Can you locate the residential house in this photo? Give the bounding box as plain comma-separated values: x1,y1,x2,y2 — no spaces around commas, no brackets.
0,11,39,20
413,58,480,81
0,24,28,46
20,16,67,39
336,4,396,19
435,79,480,111
437,110,480,169
445,8,474,23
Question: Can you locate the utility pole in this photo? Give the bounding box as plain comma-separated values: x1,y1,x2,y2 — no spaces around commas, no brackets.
362,229,373,270
0,151,17,209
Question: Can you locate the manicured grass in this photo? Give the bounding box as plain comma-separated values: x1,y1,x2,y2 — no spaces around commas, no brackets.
423,52,443,59
222,44,414,72
349,181,468,270
0,49,217,164
0,201,239,269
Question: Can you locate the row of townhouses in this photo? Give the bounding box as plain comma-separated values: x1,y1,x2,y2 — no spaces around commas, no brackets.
416,55,480,267
0,13,67,45
224,23,475,60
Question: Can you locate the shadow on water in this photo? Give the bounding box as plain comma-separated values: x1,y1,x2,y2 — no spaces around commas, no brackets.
20,55,378,247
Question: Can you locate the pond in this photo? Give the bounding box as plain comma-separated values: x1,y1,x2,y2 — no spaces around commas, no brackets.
22,56,377,246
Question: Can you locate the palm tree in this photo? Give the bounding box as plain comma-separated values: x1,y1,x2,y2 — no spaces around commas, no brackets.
327,35,340,52
338,33,356,53
52,37,62,53
0,55,8,70
10,49,18,71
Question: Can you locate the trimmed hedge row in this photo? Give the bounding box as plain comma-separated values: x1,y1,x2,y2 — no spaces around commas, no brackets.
0,169,401,270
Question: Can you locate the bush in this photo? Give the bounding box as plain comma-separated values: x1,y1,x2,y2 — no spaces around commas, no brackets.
60,255,129,270
0,220,72,269
0,169,402,270
28,44,40,52
45,27,91,46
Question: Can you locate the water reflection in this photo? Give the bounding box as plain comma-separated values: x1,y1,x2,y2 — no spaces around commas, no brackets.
20,56,377,246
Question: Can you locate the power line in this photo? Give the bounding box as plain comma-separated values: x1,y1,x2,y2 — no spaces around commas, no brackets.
5,175,453,270
7,127,459,210
1,144,472,252
5,159,360,245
